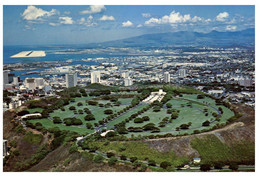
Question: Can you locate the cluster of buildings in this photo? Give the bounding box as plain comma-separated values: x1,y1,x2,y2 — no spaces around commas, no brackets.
3,46,255,110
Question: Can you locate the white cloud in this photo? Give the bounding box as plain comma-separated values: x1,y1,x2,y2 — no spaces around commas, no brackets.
99,15,115,21
59,16,74,24
49,22,59,26
137,24,143,28
226,25,237,31
78,16,97,26
22,5,58,21
80,5,106,14
142,13,151,18
216,12,229,22
122,20,134,27
191,16,202,22
144,11,205,26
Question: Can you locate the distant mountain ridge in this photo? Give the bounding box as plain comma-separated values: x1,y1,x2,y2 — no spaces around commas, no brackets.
94,28,255,47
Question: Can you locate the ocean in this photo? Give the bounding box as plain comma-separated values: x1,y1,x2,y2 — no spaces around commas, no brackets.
4,45,111,79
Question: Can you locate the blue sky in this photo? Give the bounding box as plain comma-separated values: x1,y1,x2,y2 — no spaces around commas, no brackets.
3,5,255,45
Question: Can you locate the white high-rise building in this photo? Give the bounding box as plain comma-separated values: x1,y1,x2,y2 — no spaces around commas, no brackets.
164,72,170,83
178,69,188,78
124,77,133,86
3,70,9,89
35,78,45,88
91,71,101,84
25,78,36,90
12,77,19,85
66,73,77,88
121,72,129,78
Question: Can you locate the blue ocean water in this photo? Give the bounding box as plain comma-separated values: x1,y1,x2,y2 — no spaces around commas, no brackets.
3,45,106,79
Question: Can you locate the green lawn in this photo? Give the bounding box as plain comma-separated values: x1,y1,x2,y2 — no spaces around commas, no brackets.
191,135,255,164
124,94,234,137
26,93,235,137
27,108,44,113
89,141,189,166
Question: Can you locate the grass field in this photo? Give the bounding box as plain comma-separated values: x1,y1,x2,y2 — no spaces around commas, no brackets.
124,94,234,137
191,135,255,164
26,93,235,137
88,141,189,166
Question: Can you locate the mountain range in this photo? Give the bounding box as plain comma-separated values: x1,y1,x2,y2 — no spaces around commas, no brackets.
92,28,255,48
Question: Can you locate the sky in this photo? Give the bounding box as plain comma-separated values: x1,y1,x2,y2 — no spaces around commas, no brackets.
3,5,255,45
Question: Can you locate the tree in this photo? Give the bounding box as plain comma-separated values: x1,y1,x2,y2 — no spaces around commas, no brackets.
171,112,178,119
53,117,62,124
77,102,83,106
214,162,224,169
86,123,93,129
229,163,238,171
142,116,150,121
142,123,156,131
104,109,113,115
107,152,115,158
148,160,156,166
153,106,161,112
88,100,98,106
200,164,211,171
108,156,118,166
120,155,127,160
134,118,143,123
160,161,171,169
69,106,76,110
202,120,210,126
180,124,189,129
166,103,172,108
17,110,30,116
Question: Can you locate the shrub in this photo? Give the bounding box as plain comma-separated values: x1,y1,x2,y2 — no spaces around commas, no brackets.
88,100,98,106
13,149,20,156
120,155,127,160
93,154,104,163
86,123,93,129
200,164,211,171
85,114,95,121
108,156,117,166
134,118,143,123
130,157,138,163
166,103,172,108
160,161,171,169
139,163,147,172
148,160,156,166
69,145,78,154
107,152,115,158
171,112,178,119
17,110,30,116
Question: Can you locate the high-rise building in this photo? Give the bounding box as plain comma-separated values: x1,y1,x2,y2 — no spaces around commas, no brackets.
91,71,101,84
178,69,188,78
3,70,10,89
35,78,45,88
164,72,170,83
121,72,129,78
25,78,36,90
66,73,77,88
8,73,15,84
12,76,20,85
124,77,133,86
